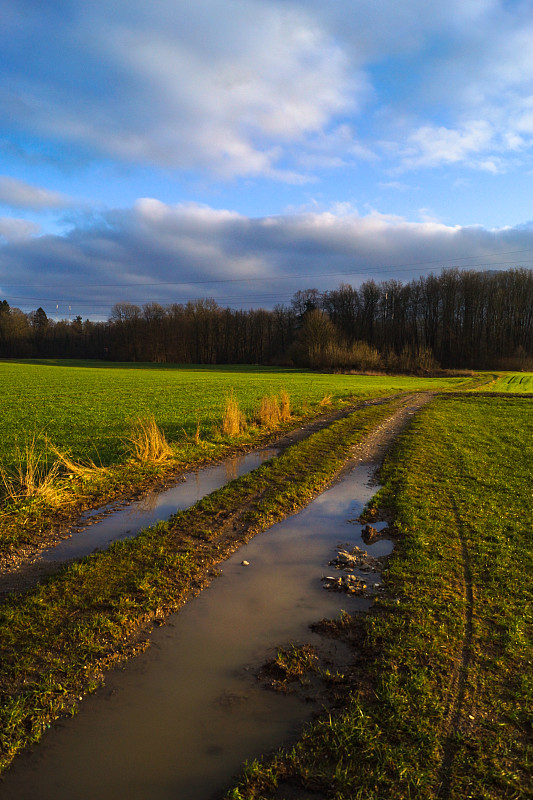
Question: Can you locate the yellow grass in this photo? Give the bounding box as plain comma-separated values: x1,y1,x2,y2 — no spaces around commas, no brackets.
256,395,281,427
280,388,291,421
46,439,109,481
221,393,247,436
0,436,64,505
128,416,173,463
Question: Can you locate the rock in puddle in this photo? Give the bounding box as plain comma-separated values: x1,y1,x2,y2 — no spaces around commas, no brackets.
322,545,385,595
361,522,391,545
321,574,368,595
362,524,380,544
328,546,383,573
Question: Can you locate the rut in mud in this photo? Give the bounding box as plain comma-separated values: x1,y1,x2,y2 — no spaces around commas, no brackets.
0,394,432,800
436,500,475,799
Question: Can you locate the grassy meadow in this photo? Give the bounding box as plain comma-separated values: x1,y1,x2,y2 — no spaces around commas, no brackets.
484,371,533,392
229,394,533,799
0,359,476,551
0,360,475,470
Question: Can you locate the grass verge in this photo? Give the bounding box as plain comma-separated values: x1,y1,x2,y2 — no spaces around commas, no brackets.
227,395,533,799
0,398,400,775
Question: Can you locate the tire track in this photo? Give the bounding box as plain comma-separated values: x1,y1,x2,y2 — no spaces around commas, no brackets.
436,498,475,799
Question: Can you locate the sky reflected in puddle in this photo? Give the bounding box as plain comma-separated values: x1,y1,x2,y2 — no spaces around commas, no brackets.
43,449,277,562
2,462,392,800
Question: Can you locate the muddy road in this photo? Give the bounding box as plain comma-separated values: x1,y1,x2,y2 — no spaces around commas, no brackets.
0,394,432,800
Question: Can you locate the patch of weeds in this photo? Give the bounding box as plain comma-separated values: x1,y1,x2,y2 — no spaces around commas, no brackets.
256,395,281,428
47,438,110,483
127,416,173,463
0,435,65,507
221,392,247,436
311,609,360,639
279,388,291,422
259,645,318,691
194,414,201,445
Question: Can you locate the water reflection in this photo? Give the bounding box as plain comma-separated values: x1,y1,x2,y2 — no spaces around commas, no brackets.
42,449,277,562
1,462,392,800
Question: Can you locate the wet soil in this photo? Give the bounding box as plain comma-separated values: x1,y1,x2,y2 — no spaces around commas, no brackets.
0,392,433,799
0,448,394,800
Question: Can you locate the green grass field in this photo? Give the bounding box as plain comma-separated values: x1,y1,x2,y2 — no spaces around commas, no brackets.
229,394,533,798
485,371,533,392
0,360,473,472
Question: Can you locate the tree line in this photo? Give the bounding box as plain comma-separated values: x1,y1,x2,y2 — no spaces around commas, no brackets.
2,267,533,370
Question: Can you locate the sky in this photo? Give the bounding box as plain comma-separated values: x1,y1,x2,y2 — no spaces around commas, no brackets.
2,0,533,320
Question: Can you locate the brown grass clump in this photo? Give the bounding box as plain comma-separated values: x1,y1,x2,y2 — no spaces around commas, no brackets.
319,394,332,406
128,416,173,463
194,415,201,445
46,439,109,482
221,393,247,436
280,388,291,422
257,395,281,428
0,436,64,505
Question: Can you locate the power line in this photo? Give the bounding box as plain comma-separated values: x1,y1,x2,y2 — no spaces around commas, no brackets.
2,248,533,291
4,256,533,320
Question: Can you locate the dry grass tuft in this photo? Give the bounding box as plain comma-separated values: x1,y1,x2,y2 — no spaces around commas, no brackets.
128,416,173,463
194,415,201,445
319,394,332,406
256,395,281,428
221,393,247,436
46,439,109,481
0,436,64,505
280,388,291,422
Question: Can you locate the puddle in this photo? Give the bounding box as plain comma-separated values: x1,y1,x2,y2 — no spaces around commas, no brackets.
0,462,393,800
43,449,277,562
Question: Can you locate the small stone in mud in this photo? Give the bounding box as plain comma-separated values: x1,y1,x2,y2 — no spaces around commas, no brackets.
328,548,382,573
335,552,350,564
241,560,250,566
321,574,367,595
362,524,381,544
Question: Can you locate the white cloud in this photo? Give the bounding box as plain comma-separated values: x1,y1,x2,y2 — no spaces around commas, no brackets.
4,0,533,185
2,1,356,180
298,1,533,175
0,176,70,210
0,217,40,241
3,199,533,316
398,121,496,170
379,181,417,192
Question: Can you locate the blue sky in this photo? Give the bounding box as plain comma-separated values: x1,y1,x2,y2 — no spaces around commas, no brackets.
2,0,533,319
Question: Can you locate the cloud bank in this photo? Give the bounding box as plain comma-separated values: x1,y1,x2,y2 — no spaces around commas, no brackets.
3,2,533,319
2,201,533,318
